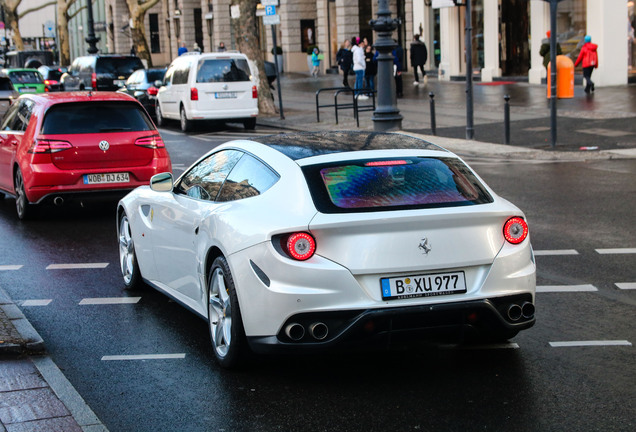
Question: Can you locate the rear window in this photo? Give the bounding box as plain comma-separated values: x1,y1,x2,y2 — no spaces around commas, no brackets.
8,71,42,84
44,70,63,81
96,57,144,75
196,59,251,83
302,157,493,213
147,70,165,82
41,102,154,134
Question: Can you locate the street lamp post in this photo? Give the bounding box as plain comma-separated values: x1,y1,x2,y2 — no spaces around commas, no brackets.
370,0,403,131
546,0,563,149
85,0,99,54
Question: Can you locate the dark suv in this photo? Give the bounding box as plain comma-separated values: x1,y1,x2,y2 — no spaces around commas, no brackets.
61,55,144,91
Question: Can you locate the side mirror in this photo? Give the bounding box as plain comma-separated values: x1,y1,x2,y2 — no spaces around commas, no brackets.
150,172,173,192
154,80,163,88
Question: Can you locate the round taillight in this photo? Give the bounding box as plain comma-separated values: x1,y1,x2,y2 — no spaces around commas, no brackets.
285,233,316,261
504,217,528,244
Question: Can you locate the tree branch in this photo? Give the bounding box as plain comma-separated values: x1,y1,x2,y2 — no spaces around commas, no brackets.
19,0,56,18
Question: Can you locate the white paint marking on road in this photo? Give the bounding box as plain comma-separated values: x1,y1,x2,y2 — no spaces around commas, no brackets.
533,249,579,256
47,263,109,270
536,285,598,293
21,299,53,306
79,297,141,305
0,265,23,271
549,340,632,348
616,282,636,290
101,354,186,361
456,343,520,350
595,248,636,254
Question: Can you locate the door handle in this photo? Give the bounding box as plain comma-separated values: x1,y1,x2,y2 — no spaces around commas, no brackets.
194,226,199,235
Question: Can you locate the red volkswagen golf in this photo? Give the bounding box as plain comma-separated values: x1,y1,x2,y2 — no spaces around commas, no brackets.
0,92,171,219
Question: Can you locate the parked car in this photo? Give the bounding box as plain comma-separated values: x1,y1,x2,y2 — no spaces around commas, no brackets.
3,50,55,69
38,65,66,92
116,131,536,368
0,68,45,94
61,55,145,91
156,52,258,132
0,92,172,219
0,77,18,117
117,68,166,117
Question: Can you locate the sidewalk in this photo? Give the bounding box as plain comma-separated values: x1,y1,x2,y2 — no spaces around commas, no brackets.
0,288,107,432
258,71,636,160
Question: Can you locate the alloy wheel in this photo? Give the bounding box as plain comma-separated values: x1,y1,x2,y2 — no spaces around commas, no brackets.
118,215,136,286
208,267,233,358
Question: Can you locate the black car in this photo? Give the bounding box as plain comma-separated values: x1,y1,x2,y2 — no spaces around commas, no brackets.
61,55,144,91
0,76,18,117
38,65,66,92
117,68,166,117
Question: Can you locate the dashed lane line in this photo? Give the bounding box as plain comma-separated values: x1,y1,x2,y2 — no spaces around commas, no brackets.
595,248,636,254
101,354,186,361
616,283,636,290
549,340,632,348
0,265,23,271
534,249,579,256
536,285,598,293
47,263,109,270
21,299,53,306
79,297,141,305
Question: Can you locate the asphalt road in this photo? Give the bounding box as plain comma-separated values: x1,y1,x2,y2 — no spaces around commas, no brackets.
0,126,634,432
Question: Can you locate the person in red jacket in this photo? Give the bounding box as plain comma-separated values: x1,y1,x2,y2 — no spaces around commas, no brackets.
575,35,599,93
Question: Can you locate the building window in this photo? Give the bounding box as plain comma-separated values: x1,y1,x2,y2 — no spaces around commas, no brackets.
150,14,161,53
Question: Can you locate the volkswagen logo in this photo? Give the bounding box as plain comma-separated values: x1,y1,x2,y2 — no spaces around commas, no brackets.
98,140,110,151
418,237,432,255
222,84,229,90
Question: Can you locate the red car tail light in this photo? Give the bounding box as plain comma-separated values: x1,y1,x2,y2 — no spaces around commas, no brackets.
190,87,199,100
282,232,316,261
91,72,97,89
504,217,528,244
28,139,72,154
147,86,159,96
252,85,258,99
134,135,165,149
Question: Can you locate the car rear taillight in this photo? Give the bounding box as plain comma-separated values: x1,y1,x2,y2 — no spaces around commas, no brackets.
282,232,316,261
91,72,97,89
134,135,165,149
190,87,198,100
28,139,72,154
252,85,258,99
504,217,528,244
147,86,158,96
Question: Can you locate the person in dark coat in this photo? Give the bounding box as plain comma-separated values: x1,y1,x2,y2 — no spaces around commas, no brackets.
539,31,562,69
393,43,403,98
410,34,428,86
364,45,377,90
336,39,353,87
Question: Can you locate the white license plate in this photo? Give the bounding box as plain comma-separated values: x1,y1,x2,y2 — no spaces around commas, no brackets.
83,172,130,184
381,271,466,300
19,88,36,93
215,92,237,99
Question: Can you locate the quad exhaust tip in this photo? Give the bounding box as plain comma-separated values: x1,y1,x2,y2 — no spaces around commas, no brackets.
53,196,64,206
309,322,329,340
284,323,305,341
522,302,535,319
507,303,535,321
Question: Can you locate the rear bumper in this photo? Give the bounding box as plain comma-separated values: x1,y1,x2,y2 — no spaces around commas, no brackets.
188,106,258,120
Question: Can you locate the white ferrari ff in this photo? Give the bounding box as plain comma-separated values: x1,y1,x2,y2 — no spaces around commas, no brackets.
117,131,536,367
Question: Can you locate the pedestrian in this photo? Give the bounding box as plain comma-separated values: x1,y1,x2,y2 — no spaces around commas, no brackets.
575,35,599,93
352,37,367,99
364,44,377,91
217,41,227,52
410,34,428,86
311,47,321,77
193,42,202,53
393,42,404,98
539,31,562,69
336,39,353,87
178,41,188,56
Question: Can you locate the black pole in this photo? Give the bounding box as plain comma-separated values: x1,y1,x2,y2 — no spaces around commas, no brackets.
548,0,558,148
370,0,403,131
85,0,99,54
465,0,474,140
504,94,510,145
429,92,436,136
271,25,284,120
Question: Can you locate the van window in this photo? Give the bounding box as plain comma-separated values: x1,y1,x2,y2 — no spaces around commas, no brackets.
172,63,190,85
196,59,251,83
41,102,154,134
96,57,144,75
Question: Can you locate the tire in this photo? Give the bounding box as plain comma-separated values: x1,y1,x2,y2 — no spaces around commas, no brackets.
155,103,166,128
14,168,33,220
118,212,144,290
243,118,256,130
180,106,192,132
207,256,247,368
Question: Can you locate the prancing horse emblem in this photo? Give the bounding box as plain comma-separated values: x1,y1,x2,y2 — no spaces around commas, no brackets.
99,140,110,151
419,237,432,255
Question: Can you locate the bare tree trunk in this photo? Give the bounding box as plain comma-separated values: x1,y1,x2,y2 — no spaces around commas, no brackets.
4,6,24,50
125,0,159,67
57,0,71,65
231,0,276,115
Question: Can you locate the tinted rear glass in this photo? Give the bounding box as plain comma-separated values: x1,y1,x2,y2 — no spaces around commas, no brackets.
8,71,42,84
96,58,144,75
303,157,493,213
196,59,251,83
44,70,63,80
41,102,154,134
147,70,165,82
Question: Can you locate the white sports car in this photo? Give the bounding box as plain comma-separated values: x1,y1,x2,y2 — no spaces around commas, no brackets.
117,131,536,367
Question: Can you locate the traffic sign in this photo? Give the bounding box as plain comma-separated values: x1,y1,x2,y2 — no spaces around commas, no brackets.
261,0,279,6
262,14,280,25
265,5,276,15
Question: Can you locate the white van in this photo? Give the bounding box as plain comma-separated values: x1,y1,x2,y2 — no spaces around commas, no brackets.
156,52,259,131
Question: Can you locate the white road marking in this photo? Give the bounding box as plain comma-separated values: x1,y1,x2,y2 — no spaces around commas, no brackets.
456,343,519,350
616,282,636,290
536,285,598,293
101,354,186,361
0,265,23,271
533,249,579,256
595,248,636,254
549,340,632,348
47,263,109,270
79,297,141,305
21,299,53,306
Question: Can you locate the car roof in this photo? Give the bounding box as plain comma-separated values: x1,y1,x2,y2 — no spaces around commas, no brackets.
248,131,447,161
18,91,140,108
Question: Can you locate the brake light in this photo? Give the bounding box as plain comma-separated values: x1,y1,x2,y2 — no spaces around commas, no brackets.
504,217,528,244
190,87,198,100
252,85,258,99
282,232,316,261
134,135,165,149
28,139,72,154
147,86,158,96
365,160,409,167
91,72,97,89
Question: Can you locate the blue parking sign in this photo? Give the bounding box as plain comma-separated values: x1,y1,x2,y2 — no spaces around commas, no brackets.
265,5,276,15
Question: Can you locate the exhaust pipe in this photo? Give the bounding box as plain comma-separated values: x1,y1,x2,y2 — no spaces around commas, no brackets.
309,322,329,341
522,302,535,319
284,323,305,341
53,196,64,206
507,304,522,321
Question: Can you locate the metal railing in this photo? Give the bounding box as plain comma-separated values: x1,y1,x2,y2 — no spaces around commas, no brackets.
315,87,376,126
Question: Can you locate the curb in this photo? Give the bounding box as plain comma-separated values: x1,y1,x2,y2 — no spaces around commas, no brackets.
0,286,45,354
